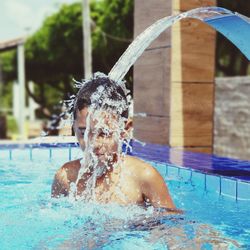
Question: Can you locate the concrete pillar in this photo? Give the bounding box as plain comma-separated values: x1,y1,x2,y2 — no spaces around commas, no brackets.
13,81,20,121
82,0,92,78
170,0,216,153
17,43,26,139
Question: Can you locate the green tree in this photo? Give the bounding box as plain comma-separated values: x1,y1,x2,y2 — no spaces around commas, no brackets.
25,3,84,117
0,0,134,118
0,50,16,110
91,0,133,75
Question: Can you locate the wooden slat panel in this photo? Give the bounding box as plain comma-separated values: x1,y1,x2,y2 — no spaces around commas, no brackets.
172,19,216,83
170,83,214,146
133,116,169,144
171,0,216,152
182,83,214,115
184,147,212,154
173,0,216,12
134,47,170,116
134,0,171,48
133,0,172,145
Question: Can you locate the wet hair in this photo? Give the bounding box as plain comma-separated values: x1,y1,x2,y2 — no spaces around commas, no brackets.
73,75,129,120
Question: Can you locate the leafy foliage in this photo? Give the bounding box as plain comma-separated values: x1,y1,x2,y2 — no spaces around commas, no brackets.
0,51,16,111
91,0,133,73
0,0,134,117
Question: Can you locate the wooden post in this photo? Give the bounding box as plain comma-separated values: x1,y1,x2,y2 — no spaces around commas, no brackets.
133,0,172,144
133,0,216,152
170,0,216,153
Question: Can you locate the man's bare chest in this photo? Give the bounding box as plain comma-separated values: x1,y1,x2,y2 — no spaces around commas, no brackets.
94,181,143,205
76,176,144,205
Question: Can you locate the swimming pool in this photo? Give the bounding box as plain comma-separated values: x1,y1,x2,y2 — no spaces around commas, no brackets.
0,142,250,249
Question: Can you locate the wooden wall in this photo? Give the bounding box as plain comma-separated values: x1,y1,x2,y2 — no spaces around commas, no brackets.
170,0,216,153
133,0,216,153
133,0,172,144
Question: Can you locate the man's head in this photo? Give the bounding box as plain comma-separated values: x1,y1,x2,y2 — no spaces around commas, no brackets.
73,75,131,161
73,75,129,121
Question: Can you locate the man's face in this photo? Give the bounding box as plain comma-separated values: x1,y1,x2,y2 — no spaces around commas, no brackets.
74,107,123,163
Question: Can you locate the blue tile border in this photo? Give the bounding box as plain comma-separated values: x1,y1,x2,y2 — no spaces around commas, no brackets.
238,181,250,200
0,142,79,149
190,171,205,189
129,141,250,201
206,174,221,194
0,146,83,162
221,178,237,198
167,165,179,179
1,140,250,201
179,168,192,182
2,138,250,183
151,161,250,201
129,141,250,182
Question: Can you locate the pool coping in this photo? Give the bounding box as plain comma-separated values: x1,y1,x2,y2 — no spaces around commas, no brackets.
130,141,250,182
0,136,77,147
1,138,250,182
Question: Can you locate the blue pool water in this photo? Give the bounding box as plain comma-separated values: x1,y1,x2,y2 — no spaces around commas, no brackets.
0,145,250,249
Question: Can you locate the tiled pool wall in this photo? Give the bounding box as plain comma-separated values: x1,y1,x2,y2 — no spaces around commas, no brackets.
151,162,250,201
0,144,80,162
0,141,250,201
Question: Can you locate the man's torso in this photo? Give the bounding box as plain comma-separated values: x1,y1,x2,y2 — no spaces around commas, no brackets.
58,156,146,205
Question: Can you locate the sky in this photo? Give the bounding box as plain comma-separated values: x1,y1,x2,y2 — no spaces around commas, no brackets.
0,0,79,41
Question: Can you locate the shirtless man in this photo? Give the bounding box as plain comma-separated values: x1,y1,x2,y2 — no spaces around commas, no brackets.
51,75,177,211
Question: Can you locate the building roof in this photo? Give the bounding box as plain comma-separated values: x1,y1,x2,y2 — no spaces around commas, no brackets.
0,37,25,52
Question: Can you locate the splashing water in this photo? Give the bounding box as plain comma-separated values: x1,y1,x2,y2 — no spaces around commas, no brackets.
64,73,133,202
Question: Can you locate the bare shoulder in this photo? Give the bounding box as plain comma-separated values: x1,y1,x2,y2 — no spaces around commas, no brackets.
124,155,160,180
124,156,177,210
51,159,81,197
59,159,81,183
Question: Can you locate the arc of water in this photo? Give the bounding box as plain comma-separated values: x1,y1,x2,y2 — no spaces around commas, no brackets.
108,7,250,84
